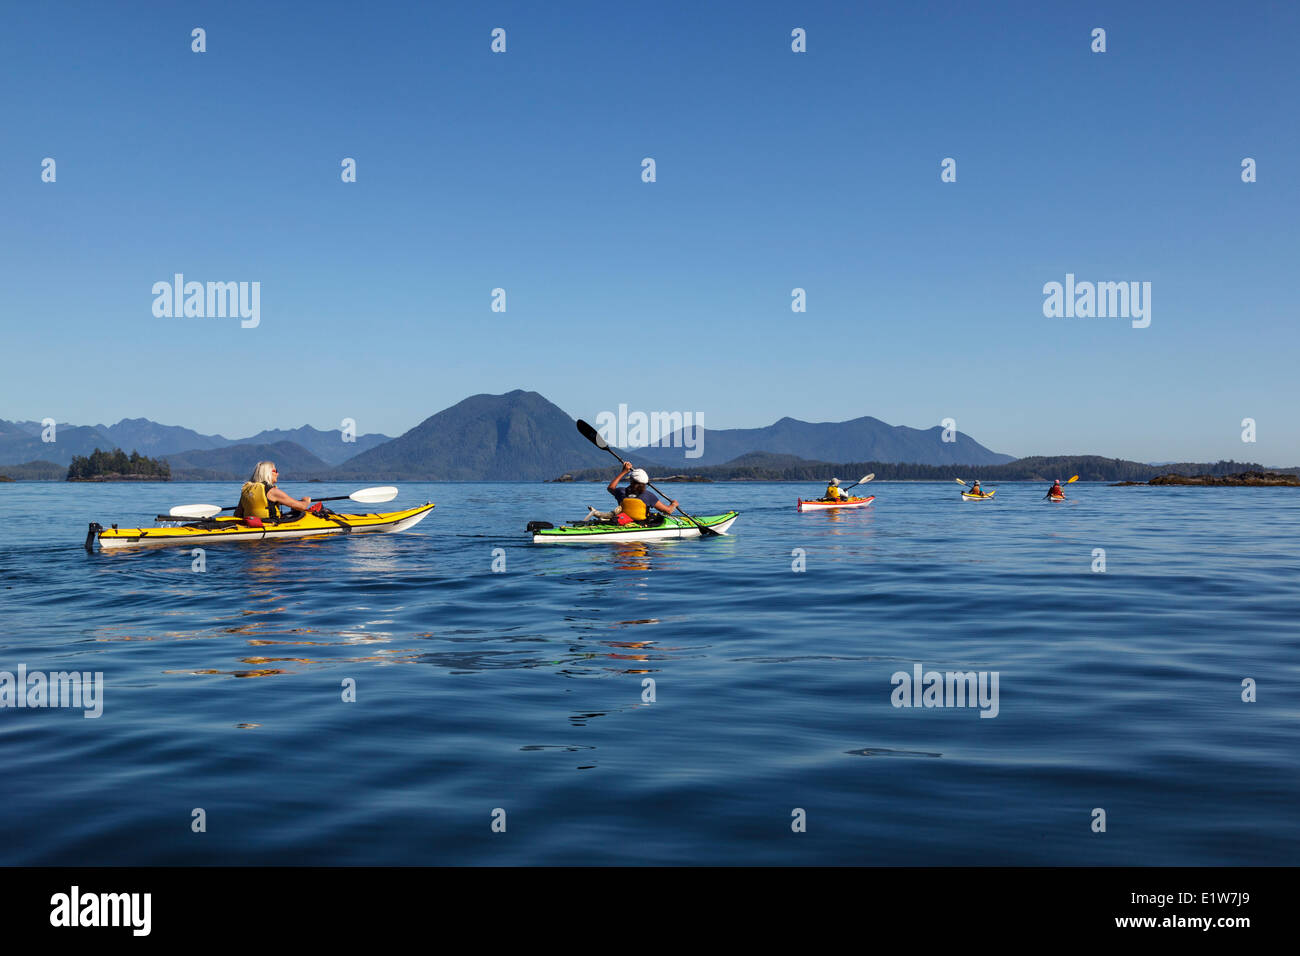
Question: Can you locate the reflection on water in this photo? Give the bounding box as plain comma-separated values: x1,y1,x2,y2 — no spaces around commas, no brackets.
613,541,651,571
846,747,943,758
819,506,877,540
5,481,1299,865
164,667,293,679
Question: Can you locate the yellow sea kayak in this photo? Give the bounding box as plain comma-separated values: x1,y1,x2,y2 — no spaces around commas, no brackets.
87,503,435,550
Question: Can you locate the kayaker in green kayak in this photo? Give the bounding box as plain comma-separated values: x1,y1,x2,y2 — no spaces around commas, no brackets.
234,460,320,521
607,462,679,523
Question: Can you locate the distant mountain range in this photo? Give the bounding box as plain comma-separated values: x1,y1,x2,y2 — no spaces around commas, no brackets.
646,416,1012,467
0,419,390,468
8,390,1250,482
324,391,1015,479
164,442,332,480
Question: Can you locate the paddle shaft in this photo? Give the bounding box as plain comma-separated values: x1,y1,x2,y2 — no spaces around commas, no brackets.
158,506,333,521
206,492,369,514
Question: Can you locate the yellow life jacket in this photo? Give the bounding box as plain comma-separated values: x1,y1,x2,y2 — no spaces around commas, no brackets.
235,481,279,519
620,495,648,521
825,484,842,500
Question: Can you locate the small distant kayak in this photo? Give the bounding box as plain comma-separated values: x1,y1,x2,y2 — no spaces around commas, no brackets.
961,490,996,500
529,511,738,543
797,495,875,512
1048,494,1066,502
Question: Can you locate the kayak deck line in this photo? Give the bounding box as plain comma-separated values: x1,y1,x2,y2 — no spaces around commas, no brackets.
87,502,435,550
529,511,739,543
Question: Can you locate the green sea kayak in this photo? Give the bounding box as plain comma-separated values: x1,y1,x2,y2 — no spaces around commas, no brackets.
528,511,739,543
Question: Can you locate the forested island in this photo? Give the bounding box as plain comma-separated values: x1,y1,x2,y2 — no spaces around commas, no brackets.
67,448,171,481
552,455,1296,484
1114,471,1300,487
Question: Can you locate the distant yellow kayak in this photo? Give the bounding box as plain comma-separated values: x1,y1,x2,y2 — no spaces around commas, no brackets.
960,490,996,500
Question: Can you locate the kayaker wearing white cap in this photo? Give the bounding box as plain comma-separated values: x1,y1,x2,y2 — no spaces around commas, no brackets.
234,460,319,522
823,477,845,501
607,461,679,522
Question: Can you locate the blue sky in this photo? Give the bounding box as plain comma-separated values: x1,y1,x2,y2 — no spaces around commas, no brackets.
2,0,1296,463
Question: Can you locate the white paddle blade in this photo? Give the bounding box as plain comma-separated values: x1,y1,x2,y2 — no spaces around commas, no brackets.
349,486,399,504
170,504,223,519
860,474,875,484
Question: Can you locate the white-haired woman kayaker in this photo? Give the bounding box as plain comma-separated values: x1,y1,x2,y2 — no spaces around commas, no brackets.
607,461,678,522
234,460,318,521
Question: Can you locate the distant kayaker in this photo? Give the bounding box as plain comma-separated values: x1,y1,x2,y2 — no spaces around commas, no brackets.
823,478,845,501
1048,479,1065,499
969,480,984,496
608,462,678,521
234,461,319,521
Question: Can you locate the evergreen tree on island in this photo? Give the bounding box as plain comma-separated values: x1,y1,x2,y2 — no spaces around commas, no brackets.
67,448,171,481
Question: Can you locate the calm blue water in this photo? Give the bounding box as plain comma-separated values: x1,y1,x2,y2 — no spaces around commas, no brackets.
1,480,1296,865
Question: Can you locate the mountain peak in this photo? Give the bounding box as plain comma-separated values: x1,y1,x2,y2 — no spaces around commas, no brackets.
646,413,1012,467
332,390,610,480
